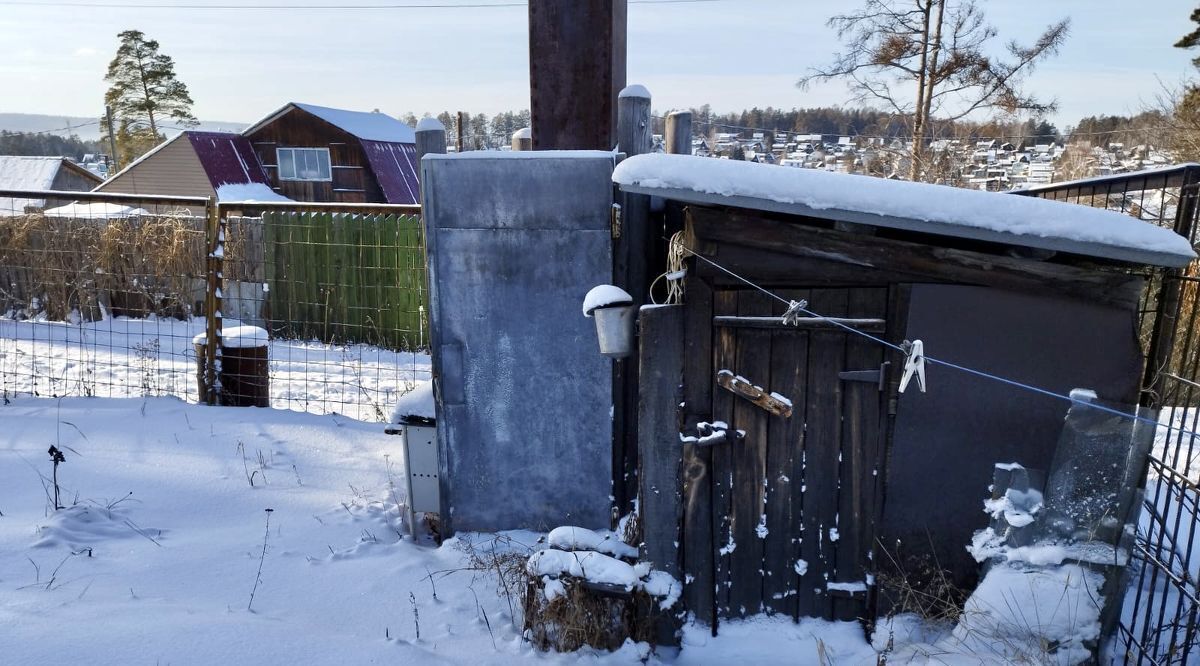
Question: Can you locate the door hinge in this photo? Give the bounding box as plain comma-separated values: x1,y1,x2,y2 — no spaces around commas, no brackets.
838,361,890,391
611,203,622,239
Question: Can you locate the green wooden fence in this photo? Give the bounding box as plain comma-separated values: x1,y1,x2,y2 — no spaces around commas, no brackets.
262,211,427,350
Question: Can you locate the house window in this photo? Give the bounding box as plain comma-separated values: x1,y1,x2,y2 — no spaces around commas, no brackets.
277,147,332,181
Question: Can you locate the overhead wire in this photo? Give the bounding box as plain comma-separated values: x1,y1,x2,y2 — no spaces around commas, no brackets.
670,235,1199,445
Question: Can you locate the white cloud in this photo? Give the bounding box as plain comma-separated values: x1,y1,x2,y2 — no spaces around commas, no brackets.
73,47,99,57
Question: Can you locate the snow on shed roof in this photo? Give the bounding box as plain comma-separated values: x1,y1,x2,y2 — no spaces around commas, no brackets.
244,102,416,143
0,156,97,215
613,154,1196,268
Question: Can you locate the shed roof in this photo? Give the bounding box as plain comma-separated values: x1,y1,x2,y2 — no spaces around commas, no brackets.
0,156,99,215
613,154,1196,268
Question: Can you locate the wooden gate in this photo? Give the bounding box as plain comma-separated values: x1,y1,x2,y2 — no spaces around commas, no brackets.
694,286,889,622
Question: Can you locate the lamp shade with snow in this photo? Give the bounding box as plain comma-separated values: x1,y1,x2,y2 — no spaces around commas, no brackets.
583,284,635,358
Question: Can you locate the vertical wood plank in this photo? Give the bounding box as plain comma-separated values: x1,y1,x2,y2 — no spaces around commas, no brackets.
680,275,715,627
637,305,685,577
763,287,810,618
800,288,848,621
711,288,738,618
832,287,888,621
727,289,773,617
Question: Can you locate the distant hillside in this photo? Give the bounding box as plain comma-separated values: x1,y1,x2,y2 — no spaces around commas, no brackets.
0,113,246,141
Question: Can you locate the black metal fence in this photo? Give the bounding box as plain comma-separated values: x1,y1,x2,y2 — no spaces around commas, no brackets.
1018,165,1200,664
0,189,429,421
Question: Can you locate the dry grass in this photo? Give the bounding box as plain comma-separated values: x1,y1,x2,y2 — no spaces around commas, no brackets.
523,575,657,653
0,212,206,321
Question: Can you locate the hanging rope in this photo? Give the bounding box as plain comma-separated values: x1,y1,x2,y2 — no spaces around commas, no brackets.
650,231,688,305
668,235,1200,444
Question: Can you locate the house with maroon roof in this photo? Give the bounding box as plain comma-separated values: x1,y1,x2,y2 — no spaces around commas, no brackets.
95,102,419,205
243,102,419,204
95,131,287,202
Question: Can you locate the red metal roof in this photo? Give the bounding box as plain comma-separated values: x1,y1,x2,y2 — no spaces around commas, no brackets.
361,140,420,205
186,132,272,188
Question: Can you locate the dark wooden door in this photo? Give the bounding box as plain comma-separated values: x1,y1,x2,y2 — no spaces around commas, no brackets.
707,287,888,621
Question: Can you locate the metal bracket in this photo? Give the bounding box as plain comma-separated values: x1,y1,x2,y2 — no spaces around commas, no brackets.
838,361,890,391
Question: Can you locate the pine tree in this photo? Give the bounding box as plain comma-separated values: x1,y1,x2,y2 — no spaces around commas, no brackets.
101,29,198,165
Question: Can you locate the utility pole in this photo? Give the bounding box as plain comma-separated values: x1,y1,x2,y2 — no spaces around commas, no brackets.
104,106,120,172
528,0,627,150
456,111,465,153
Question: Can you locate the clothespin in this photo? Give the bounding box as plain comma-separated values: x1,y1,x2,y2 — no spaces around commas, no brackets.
781,299,808,326
899,339,926,393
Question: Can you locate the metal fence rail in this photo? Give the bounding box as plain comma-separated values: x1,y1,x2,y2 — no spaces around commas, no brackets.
0,190,429,421
1018,165,1200,664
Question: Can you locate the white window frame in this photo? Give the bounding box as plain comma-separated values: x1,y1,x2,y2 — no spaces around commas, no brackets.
276,147,332,182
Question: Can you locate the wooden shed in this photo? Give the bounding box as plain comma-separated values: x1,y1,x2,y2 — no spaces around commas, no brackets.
612,155,1195,628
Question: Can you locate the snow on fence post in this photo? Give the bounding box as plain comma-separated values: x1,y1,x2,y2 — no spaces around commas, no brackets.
511,127,533,151
665,111,692,155
202,197,225,406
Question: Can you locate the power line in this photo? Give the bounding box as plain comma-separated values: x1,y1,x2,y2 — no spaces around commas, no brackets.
0,0,720,8
3,120,102,136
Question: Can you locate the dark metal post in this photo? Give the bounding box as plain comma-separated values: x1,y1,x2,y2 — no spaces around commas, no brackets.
204,198,225,405
528,0,627,150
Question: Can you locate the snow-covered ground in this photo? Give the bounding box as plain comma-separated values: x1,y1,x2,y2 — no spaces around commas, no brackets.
0,397,880,665
1,315,1175,664
0,316,430,422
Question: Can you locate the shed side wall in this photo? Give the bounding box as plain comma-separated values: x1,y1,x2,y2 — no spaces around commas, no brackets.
880,284,1142,594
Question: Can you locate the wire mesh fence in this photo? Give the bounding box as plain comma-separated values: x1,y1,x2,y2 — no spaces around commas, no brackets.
0,190,429,422
1018,166,1200,664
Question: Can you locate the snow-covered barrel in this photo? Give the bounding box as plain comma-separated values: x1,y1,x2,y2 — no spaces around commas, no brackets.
192,326,270,407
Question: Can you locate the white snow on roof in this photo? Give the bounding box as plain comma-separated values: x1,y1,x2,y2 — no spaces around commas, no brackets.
42,202,148,218
415,116,444,132
216,183,292,203
0,156,65,215
293,103,416,143
512,127,532,140
613,154,1197,267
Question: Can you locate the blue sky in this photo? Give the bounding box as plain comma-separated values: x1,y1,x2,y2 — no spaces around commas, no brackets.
0,0,1195,127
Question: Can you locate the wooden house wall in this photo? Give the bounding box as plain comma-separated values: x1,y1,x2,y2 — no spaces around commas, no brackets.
245,109,384,203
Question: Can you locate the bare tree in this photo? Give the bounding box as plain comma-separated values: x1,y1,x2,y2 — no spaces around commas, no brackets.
798,0,1069,181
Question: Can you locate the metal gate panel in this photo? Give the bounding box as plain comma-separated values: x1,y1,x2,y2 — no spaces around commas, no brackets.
422,152,616,534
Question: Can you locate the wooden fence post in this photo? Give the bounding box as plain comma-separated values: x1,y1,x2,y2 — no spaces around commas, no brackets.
415,118,448,183
512,128,533,151
203,197,225,405
666,111,692,155
612,84,654,516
